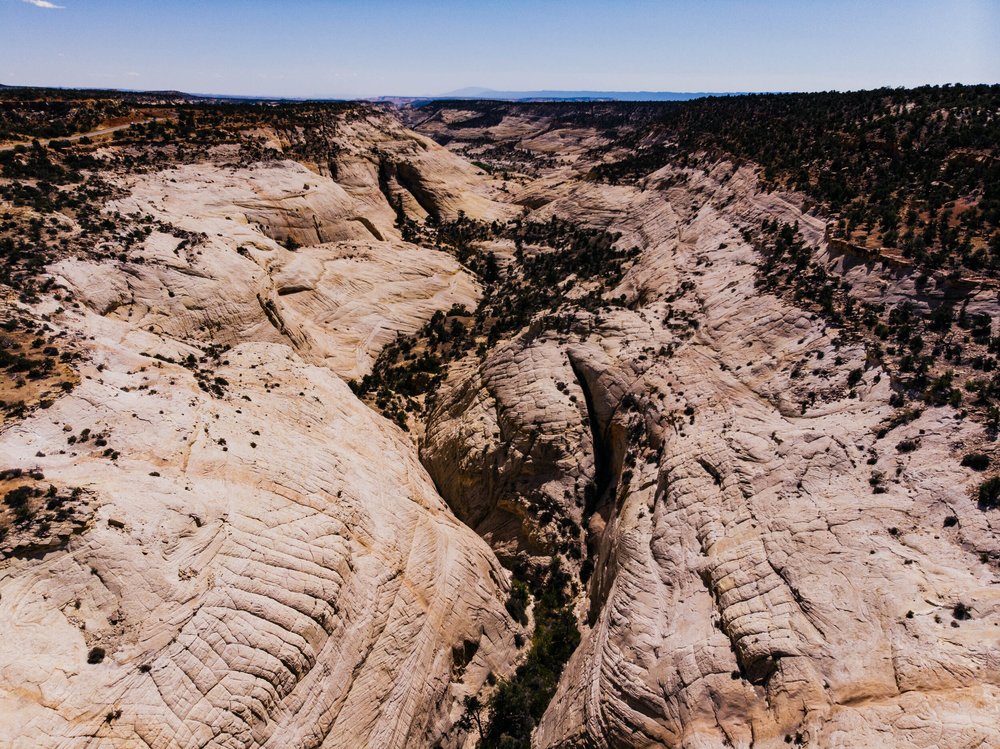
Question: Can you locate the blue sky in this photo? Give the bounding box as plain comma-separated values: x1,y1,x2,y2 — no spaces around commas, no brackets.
2,0,998,97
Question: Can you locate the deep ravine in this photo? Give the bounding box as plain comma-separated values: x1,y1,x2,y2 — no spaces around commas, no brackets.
1,97,999,749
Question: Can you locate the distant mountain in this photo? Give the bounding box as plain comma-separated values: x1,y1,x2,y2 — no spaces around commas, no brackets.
0,82,735,105
438,87,735,101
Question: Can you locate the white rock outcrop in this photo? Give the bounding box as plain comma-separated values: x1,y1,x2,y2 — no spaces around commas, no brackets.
0,149,518,748
419,156,1000,747
3,104,999,749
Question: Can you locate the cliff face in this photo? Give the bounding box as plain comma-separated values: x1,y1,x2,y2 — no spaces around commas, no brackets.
0,111,522,748
1,102,999,749
415,115,1000,747
534,167,1000,749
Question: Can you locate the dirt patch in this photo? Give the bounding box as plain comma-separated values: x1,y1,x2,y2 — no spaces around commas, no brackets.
1,302,79,424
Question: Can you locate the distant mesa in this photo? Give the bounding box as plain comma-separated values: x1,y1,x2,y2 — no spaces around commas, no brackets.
0,82,737,105
434,86,736,101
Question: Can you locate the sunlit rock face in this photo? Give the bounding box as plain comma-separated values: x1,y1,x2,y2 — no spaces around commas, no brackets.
0,336,519,748
415,131,1000,747
0,127,519,749
1,102,998,749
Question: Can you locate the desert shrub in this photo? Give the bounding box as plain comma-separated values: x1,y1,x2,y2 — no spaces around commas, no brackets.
480,560,579,748
977,476,1000,509
3,485,33,508
961,452,989,471
504,579,530,626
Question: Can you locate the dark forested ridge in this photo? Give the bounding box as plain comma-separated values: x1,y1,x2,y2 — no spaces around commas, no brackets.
421,85,1000,279
599,85,1000,277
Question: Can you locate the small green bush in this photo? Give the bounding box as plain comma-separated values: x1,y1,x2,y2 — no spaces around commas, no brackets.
504,580,530,626
961,453,989,471
978,476,1000,509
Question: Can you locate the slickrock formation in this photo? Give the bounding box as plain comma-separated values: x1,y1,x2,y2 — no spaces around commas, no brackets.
318,112,514,226
423,336,599,563
0,122,520,748
57,158,484,380
417,130,1000,745
2,99,999,749
0,335,517,748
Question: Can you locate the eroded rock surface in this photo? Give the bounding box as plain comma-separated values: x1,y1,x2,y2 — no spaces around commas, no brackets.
0,124,519,748
0,336,517,748
417,136,1000,746
2,100,999,749
56,159,481,380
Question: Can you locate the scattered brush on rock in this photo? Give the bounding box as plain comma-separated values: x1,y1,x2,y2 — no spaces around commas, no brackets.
0,469,92,558
0,150,205,297
354,213,638,428
0,307,80,423
467,143,547,177
751,218,1000,513
0,93,376,433
753,219,1000,439
461,559,580,749
176,343,233,399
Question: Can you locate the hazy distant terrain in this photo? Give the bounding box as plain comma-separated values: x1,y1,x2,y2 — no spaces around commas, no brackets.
437,87,731,101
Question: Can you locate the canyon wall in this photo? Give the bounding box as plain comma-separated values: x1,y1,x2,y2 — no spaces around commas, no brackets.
1,103,998,749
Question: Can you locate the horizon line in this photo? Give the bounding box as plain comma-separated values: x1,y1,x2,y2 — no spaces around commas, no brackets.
2,81,997,103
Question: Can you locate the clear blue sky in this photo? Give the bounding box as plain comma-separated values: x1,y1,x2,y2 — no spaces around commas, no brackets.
2,0,998,97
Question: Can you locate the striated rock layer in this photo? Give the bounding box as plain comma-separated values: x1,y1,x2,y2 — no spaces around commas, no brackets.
1,336,517,748
2,102,999,749
0,124,521,748
420,155,1000,747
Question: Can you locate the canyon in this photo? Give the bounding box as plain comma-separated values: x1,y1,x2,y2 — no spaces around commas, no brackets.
1,96,998,749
